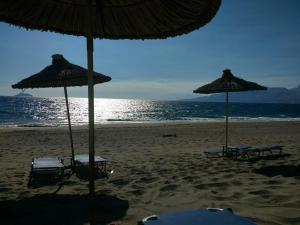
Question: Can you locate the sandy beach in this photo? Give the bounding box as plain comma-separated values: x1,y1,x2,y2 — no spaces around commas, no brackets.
0,121,299,225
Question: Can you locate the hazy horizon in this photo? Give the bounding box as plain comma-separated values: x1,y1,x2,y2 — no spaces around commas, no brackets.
4,84,300,101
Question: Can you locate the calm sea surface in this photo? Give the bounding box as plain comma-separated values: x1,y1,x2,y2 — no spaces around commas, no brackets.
0,96,300,127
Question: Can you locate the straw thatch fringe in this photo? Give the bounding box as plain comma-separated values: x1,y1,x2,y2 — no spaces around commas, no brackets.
193,69,267,94
12,54,111,89
0,0,221,40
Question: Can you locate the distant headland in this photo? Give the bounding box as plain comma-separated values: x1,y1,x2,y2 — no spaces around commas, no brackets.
184,86,300,104
14,92,33,97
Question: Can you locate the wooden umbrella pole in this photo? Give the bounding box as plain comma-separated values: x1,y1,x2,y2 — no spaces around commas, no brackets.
87,1,96,225
64,86,75,165
225,91,229,152
87,33,96,225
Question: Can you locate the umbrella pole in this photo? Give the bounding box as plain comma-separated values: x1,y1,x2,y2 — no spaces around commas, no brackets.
87,35,96,225
225,91,229,152
87,0,96,224
64,86,75,166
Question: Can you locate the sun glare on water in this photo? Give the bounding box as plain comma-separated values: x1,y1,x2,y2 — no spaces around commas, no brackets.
68,98,154,124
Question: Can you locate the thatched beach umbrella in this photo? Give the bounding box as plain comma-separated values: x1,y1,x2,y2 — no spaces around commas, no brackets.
194,69,267,151
12,54,111,164
0,1,222,224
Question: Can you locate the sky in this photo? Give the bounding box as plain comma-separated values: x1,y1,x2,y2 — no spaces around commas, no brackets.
0,0,300,100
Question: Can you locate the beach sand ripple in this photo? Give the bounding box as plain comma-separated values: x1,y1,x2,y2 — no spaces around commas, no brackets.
0,122,299,225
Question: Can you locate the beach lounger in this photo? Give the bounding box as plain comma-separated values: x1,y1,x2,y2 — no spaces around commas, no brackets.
204,147,225,158
204,145,250,158
73,154,107,172
139,208,256,225
231,145,284,159
30,156,64,178
226,145,252,158
249,145,283,156
254,145,284,155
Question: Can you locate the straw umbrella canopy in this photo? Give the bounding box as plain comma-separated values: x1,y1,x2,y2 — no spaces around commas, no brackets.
12,54,111,165
0,1,221,40
1,1,222,224
193,69,267,152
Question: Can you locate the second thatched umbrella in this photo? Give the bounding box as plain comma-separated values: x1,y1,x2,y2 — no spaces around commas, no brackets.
193,69,267,151
12,54,111,165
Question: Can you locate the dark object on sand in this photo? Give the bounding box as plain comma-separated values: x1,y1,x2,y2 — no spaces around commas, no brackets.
162,134,177,138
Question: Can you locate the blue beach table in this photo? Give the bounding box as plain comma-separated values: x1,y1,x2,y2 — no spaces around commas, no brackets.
140,208,256,225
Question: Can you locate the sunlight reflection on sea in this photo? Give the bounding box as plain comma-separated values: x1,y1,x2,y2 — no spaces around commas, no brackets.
0,96,299,127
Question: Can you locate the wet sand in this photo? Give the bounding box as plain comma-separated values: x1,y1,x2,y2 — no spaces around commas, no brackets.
0,121,299,225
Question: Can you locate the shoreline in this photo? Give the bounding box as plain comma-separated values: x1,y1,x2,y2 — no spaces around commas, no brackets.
1,119,300,130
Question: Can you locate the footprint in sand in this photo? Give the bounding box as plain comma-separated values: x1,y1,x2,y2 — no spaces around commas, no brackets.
110,178,130,187
18,191,31,198
248,189,271,198
222,174,234,179
265,179,282,185
137,177,158,184
97,189,112,195
74,187,86,192
208,182,229,188
63,180,78,186
128,189,144,196
210,177,220,182
182,175,194,182
194,183,206,189
194,181,228,190
231,192,244,199
15,172,26,178
160,184,178,192
0,187,11,192
231,180,243,186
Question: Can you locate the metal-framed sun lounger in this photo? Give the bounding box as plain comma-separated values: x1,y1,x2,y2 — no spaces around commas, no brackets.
31,156,64,178
226,145,252,158
254,145,284,155
204,148,225,158
231,145,284,159
249,145,283,156
204,145,251,158
139,208,256,225
74,154,107,172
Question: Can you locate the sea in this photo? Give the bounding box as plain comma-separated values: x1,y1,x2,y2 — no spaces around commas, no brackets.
0,96,300,127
